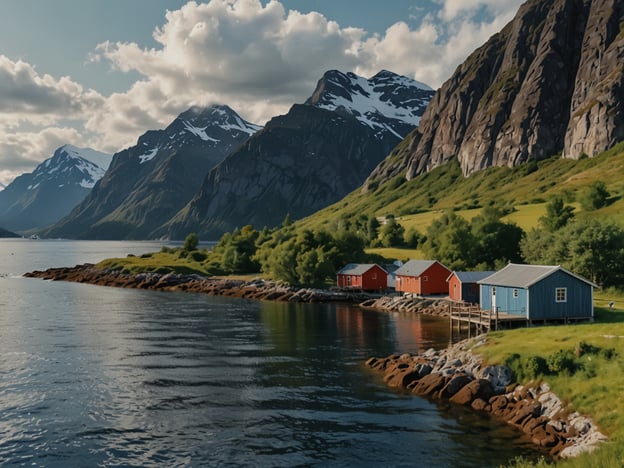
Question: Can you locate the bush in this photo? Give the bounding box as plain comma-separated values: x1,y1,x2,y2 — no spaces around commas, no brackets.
546,349,578,375
189,250,207,262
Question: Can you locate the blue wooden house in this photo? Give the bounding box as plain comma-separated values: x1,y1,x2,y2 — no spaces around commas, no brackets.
478,264,597,322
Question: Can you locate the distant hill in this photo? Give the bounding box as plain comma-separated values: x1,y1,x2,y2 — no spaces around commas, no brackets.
0,226,20,238
162,69,435,240
365,0,624,190
43,105,261,239
0,145,111,232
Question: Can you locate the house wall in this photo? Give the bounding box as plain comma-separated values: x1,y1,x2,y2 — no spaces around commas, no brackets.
421,263,451,295
528,270,593,320
480,285,528,316
449,275,462,301
396,275,420,294
337,266,387,291
361,265,387,291
461,283,481,304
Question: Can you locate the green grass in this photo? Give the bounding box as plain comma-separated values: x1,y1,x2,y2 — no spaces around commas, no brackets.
473,304,624,467
296,142,624,235
96,249,212,275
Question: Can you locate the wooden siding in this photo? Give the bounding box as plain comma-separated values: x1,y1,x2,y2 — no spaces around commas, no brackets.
337,265,387,291
480,285,528,317
480,270,593,320
397,262,450,295
528,270,593,319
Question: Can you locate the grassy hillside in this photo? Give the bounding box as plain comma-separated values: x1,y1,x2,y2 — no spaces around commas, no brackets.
296,142,624,236
478,296,624,468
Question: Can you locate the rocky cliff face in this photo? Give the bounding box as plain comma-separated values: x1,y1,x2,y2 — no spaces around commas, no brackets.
163,70,435,239
366,0,624,188
44,106,260,239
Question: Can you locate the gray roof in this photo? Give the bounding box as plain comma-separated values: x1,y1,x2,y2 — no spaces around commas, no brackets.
477,263,598,288
337,263,386,275
449,271,496,283
395,259,446,277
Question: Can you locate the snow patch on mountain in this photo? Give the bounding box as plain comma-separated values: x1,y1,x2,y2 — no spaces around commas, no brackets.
25,146,109,190
308,70,434,139
139,147,159,164
182,120,219,142
62,144,112,170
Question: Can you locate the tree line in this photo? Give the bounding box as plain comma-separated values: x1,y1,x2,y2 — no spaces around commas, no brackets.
185,182,623,288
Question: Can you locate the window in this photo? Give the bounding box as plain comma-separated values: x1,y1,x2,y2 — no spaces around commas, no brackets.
492,287,496,296
372,272,377,280
423,276,429,282
347,276,351,285
513,289,519,298
556,287,567,303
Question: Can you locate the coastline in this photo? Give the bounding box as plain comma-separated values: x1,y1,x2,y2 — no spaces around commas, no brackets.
366,339,607,460
23,263,378,304
24,263,607,461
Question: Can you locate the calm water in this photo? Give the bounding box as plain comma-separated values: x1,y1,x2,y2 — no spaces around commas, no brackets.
0,239,545,467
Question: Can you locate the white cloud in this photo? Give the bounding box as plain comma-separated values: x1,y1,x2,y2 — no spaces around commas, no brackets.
0,0,526,185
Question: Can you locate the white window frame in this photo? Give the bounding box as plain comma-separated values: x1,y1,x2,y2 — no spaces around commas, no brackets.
555,287,567,303
422,275,429,282
513,289,519,298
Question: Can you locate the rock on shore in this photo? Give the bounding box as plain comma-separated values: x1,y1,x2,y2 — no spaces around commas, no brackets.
360,294,451,316
366,339,607,460
23,264,376,304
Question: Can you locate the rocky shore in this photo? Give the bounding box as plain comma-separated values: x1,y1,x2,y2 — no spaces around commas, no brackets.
366,339,607,460
360,294,451,316
23,264,376,303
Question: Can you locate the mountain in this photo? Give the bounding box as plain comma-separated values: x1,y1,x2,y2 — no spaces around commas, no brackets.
44,105,261,239
365,0,624,189
0,182,6,192
0,226,19,238
0,145,111,232
162,70,435,239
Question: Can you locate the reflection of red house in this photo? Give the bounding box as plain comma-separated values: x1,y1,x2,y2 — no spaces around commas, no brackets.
336,264,388,292
395,260,451,295
447,271,495,303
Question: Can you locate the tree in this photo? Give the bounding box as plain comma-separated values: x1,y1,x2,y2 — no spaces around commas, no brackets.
539,196,575,232
379,218,405,247
183,232,199,251
521,218,624,287
421,212,476,270
580,181,610,211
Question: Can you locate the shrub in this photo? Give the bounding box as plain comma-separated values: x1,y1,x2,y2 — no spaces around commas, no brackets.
546,349,578,375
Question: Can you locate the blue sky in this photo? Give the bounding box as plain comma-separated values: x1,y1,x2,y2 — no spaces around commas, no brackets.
0,0,524,185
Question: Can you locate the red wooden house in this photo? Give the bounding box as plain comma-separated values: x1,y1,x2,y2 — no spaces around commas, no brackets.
336,264,388,292
395,260,451,295
447,271,495,303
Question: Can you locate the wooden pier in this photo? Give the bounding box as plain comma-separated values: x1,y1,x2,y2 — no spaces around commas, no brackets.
449,303,528,339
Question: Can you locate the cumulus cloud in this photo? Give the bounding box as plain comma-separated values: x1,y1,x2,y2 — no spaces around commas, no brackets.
0,0,526,184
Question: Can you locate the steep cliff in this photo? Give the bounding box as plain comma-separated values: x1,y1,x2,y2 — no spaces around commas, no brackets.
365,0,624,189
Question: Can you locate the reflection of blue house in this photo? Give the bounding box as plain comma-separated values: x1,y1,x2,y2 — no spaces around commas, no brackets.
478,264,597,322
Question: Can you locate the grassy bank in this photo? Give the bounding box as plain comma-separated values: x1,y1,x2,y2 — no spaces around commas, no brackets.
473,295,624,467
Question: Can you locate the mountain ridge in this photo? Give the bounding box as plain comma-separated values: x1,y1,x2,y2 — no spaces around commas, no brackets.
0,145,111,232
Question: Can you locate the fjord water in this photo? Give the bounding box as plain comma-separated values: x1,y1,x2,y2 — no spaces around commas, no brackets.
0,239,544,466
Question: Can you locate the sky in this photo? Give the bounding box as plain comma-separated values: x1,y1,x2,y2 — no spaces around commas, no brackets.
0,0,525,186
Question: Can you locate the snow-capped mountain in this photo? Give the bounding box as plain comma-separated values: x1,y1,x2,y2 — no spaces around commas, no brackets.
163,69,435,239
44,105,261,239
0,145,111,232
0,182,5,192
306,70,434,140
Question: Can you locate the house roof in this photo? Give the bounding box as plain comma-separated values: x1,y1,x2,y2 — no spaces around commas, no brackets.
337,263,386,275
448,271,496,283
477,263,598,288
395,260,447,277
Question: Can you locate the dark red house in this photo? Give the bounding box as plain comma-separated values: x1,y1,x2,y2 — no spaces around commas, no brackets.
336,264,388,292
395,260,451,295
447,271,495,303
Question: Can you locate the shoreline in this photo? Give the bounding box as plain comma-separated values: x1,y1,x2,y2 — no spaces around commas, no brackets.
23,264,380,304
366,339,607,460
25,264,607,460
